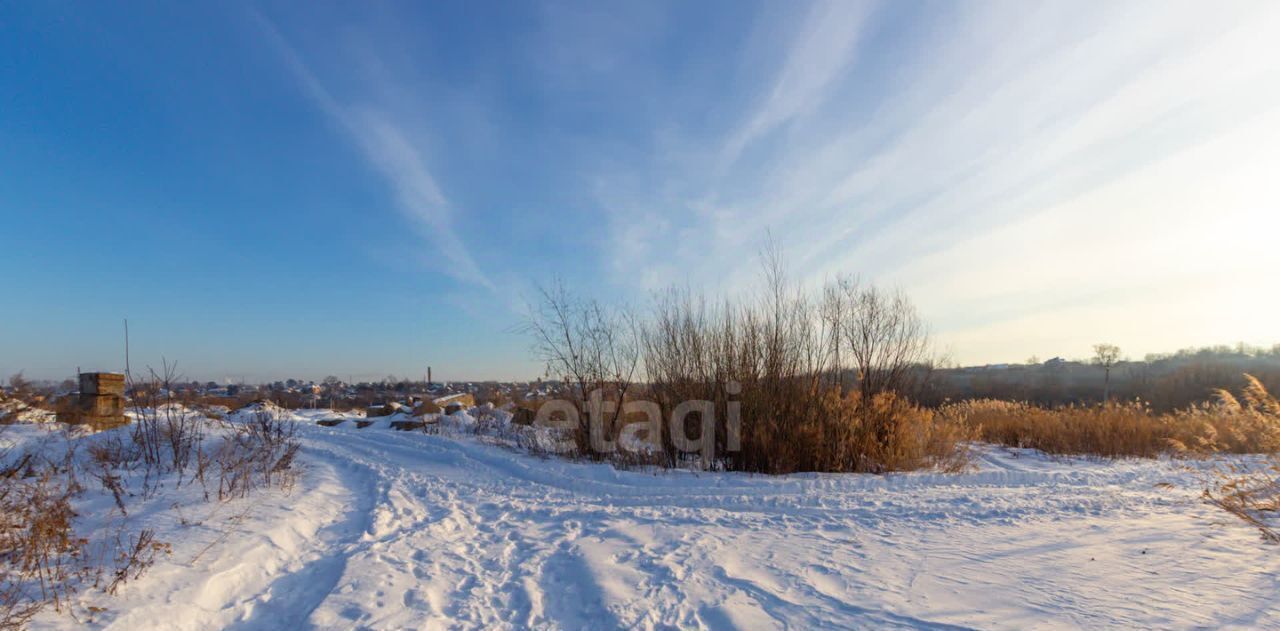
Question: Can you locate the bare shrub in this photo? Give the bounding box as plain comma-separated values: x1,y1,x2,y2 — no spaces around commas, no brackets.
0,468,88,617
126,360,304,500
105,530,170,596
0,358,304,626
529,248,962,474
129,361,206,491
641,273,957,473
214,409,300,501
0,458,170,624
0,439,116,627
0,580,41,630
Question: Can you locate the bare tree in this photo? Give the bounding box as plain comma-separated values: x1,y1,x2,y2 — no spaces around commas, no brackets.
825,276,931,402
524,280,640,456
1093,343,1122,402
7,373,30,397
818,276,932,451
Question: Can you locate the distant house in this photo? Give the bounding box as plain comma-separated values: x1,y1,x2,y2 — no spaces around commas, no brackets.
366,401,406,418
1044,357,1068,367
434,393,475,415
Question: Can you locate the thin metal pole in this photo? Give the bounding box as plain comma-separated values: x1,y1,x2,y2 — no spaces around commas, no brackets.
124,318,131,381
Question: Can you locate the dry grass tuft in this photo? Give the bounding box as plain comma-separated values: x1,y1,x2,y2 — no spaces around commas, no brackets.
943,374,1280,458
1203,461,1280,542
1198,375,1280,541
942,375,1280,540
0,448,166,628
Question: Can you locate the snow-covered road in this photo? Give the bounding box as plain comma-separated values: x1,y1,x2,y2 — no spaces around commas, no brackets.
63,418,1280,630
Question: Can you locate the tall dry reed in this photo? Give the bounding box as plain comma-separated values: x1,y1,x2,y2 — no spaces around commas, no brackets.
943,374,1280,458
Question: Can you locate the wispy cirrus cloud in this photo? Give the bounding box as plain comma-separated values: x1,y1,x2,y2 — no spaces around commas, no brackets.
242,1,1280,364
585,0,1280,361
252,13,494,292
719,0,874,168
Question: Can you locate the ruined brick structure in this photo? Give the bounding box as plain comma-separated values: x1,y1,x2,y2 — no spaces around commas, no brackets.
57,372,129,430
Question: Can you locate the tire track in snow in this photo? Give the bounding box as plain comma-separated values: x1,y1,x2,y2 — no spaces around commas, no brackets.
256,424,1280,630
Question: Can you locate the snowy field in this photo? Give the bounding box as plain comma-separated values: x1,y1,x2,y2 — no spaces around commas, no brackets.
13,409,1280,630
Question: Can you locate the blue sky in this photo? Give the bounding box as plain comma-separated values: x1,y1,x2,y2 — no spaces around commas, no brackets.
3,1,1278,382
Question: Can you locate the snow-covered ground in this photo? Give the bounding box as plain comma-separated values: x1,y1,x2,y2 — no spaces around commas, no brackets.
17,409,1280,630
